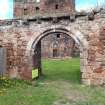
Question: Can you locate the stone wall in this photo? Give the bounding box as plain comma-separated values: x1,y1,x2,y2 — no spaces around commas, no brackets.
14,0,75,19
40,0,75,14
41,33,79,59
0,9,105,85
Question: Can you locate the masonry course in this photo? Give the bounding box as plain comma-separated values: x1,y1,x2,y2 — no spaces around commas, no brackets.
0,0,105,85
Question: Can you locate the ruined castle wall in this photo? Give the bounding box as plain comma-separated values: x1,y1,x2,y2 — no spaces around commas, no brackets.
0,9,105,85
14,0,75,18
41,33,78,59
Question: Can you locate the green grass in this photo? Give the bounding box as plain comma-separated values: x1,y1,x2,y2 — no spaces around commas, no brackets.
0,58,105,105
42,58,81,83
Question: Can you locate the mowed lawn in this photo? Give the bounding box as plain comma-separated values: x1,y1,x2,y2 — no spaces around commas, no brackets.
42,58,81,83
0,58,105,105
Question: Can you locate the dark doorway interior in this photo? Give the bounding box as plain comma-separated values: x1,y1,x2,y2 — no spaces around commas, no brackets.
53,49,58,57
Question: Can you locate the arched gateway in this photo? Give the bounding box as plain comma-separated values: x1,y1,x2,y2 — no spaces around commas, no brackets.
26,27,88,82
0,0,105,85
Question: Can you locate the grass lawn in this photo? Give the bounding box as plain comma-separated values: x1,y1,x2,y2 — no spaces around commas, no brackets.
0,58,105,105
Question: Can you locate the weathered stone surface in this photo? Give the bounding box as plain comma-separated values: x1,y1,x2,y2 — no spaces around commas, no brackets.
0,0,105,85
14,0,75,19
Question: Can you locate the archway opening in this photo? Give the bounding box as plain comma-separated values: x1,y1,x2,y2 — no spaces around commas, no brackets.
32,31,81,84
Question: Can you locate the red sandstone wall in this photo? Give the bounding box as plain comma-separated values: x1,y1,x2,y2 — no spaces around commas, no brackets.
40,0,75,14
41,33,79,58
14,0,75,18
0,28,32,80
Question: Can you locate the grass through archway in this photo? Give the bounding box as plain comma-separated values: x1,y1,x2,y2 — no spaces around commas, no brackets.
41,57,81,84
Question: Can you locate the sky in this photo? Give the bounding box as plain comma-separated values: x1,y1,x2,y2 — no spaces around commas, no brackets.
0,0,13,19
0,0,104,20
76,0,104,11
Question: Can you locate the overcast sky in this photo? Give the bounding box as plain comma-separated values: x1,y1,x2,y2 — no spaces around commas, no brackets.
0,0,104,19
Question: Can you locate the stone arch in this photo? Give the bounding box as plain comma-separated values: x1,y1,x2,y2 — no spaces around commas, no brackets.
26,27,88,54
26,27,88,84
